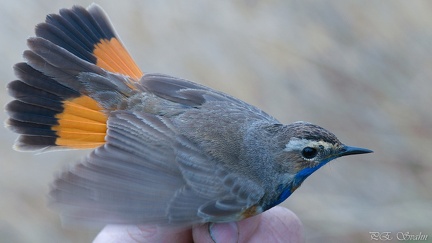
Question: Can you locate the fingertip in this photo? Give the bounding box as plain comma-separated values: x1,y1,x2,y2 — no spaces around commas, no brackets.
260,206,304,242
193,222,239,243
267,206,299,218
209,222,239,243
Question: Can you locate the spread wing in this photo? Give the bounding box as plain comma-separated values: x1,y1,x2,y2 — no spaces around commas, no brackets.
8,4,272,226
49,110,265,226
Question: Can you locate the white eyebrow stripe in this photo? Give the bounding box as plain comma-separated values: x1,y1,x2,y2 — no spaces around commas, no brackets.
284,138,310,152
284,138,332,152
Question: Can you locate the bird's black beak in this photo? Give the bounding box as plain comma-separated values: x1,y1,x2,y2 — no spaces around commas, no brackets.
338,145,373,157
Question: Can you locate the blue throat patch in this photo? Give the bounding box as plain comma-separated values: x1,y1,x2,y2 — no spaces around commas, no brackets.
293,157,334,186
266,157,336,210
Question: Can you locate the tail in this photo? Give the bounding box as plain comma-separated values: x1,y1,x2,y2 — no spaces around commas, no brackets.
6,4,143,151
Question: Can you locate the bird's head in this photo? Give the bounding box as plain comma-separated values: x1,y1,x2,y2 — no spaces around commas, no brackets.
272,121,372,198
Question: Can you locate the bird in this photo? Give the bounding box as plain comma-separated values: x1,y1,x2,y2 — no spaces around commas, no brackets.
5,4,372,227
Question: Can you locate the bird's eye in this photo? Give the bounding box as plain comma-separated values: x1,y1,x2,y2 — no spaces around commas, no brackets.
301,147,318,159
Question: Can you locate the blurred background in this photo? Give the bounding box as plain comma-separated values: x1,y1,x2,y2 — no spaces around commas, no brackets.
1,0,431,242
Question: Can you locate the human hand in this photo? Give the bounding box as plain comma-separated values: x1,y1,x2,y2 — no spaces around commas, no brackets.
93,206,304,243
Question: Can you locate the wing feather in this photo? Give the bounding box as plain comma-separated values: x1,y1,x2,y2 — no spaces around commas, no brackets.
50,111,265,226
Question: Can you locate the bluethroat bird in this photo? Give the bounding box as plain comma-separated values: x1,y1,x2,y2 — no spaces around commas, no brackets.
6,4,372,227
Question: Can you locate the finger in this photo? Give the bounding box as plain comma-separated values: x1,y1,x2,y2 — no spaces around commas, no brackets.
192,214,263,243
244,206,304,243
93,225,192,243
192,206,304,243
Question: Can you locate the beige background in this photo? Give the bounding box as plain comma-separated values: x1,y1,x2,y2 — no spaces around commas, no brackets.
1,0,431,242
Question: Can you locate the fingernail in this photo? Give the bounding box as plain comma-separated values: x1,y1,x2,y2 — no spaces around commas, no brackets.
135,225,158,237
209,222,239,243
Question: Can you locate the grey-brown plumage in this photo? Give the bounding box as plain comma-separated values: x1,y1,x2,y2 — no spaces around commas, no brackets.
6,4,372,228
